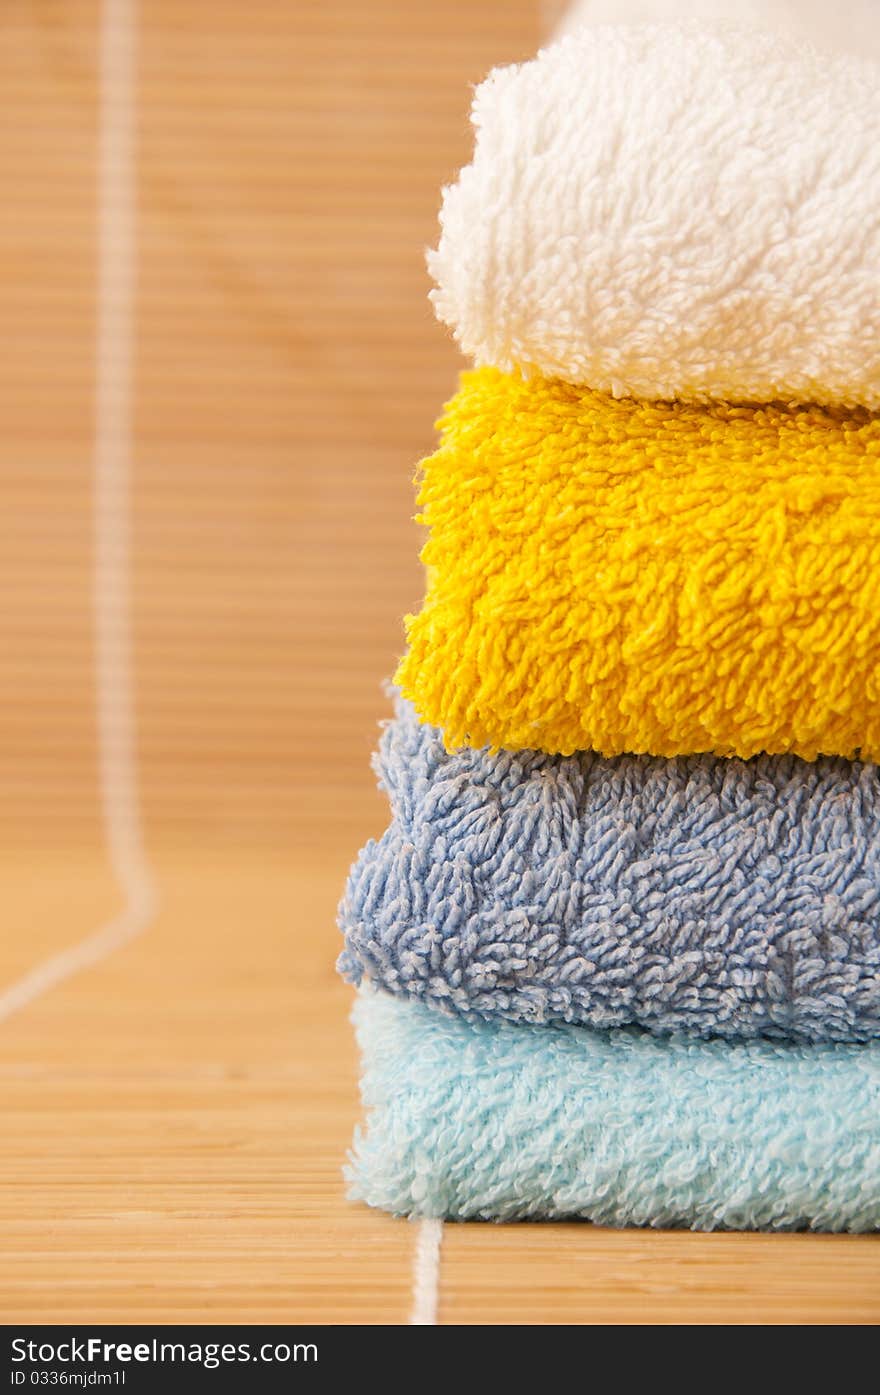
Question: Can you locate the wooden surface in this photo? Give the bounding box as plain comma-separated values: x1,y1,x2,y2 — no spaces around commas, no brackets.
1,0,878,1325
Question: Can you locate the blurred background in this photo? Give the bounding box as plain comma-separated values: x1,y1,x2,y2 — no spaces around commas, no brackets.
1,0,541,861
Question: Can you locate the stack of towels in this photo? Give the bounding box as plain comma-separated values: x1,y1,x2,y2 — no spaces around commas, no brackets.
338,17,880,1230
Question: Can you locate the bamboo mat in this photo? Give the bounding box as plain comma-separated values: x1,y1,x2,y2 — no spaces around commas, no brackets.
1,0,878,1325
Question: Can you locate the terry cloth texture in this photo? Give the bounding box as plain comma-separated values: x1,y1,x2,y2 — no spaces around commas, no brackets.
338,699,880,1043
428,25,880,409
394,367,880,761
348,987,880,1229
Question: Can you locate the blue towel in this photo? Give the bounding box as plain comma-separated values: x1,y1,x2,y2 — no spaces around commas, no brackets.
348,987,880,1229
339,699,880,1042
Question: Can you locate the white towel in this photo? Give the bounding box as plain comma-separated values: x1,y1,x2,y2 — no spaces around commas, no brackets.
428,24,880,409
557,1,880,62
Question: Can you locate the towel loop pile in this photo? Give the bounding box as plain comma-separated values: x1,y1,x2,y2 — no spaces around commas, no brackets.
338,15,880,1231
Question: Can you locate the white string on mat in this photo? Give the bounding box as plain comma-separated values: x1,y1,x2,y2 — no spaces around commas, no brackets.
0,0,156,1025
410,1218,444,1324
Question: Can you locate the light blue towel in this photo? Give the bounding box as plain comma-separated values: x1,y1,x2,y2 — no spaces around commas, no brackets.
339,699,880,1042
348,987,880,1229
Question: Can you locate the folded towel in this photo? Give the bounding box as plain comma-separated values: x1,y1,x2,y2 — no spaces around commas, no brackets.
395,368,880,761
339,699,880,1043
348,988,880,1229
428,25,880,409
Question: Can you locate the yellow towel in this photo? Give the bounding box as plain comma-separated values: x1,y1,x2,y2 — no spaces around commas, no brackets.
395,368,880,760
